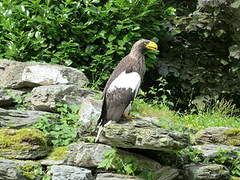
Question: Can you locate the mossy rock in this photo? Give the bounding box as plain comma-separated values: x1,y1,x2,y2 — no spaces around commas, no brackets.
224,128,240,146
0,159,43,180
0,128,51,160
17,163,43,180
194,127,240,146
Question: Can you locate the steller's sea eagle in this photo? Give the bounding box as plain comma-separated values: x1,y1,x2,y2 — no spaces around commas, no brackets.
96,39,158,141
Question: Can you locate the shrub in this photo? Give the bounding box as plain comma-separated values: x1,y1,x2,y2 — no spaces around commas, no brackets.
0,0,164,88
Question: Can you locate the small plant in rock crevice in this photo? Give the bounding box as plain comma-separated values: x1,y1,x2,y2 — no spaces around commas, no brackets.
34,103,81,146
208,149,240,177
4,91,32,110
98,148,156,180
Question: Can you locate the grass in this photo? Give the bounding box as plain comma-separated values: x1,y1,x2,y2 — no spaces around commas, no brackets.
131,98,240,133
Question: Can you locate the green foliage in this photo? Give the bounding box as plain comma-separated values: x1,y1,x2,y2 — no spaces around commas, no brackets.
0,0,164,89
208,149,240,177
98,148,155,179
177,146,203,164
139,77,174,108
177,99,240,131
17,164,43,180
34,103,81,146
3,91,31,110
132,98,240,133
155,0,240,109
12,93,31,110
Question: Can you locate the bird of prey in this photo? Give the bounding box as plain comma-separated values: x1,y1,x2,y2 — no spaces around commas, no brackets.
96,39,158,141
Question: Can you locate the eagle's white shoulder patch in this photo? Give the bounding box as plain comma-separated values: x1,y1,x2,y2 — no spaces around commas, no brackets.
107,71,141,93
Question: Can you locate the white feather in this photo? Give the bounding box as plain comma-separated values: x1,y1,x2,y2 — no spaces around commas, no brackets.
107,71,141,93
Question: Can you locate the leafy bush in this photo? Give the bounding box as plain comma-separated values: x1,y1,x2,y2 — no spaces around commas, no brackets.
0,0,165,89
155,0,240,109
34,103,81,146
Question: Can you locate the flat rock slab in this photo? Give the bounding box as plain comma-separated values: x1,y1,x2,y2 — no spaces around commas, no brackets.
0,59,88,89
183,163,230,180
99,119,190,151
0,108,54,128
65,143,179,180
96,173,143,180
29,85,100,111
194,127,240,146
48,165,93,180
0,89,25,107
0,128,50,160
0,159,41,180
193,144,240,158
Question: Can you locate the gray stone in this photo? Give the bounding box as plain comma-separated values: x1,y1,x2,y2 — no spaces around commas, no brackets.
0,108,54,128
78,97,102,141
183,164,230,180
65,143,179,180
0,59,88,89
99,119,190,151
193,144,240,158
0,89,25,107
96,173,143,180
48,165,93,180
0,128,50,160
65,143,116,168
198,0,228,8
79,97,102,124
194,127,240,146
0,159,41,180
29,85,99,111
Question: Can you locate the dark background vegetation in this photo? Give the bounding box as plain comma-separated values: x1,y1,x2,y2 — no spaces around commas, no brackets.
0,0,240,111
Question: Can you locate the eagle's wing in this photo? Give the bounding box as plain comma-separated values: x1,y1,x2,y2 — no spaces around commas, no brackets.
98,71,141,126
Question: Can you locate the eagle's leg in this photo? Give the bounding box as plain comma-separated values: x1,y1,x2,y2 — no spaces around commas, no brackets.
95,121,112,142
122,103,137,119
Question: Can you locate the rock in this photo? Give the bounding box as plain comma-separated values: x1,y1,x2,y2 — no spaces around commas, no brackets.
78,97,102,141
65,143,118,168
183,163,230,180
193,144,240,158
65,143,179,180
0,108,54,128
40,146,70,166
0,89,25,107
0,128,50,160
0,59,88,89
194,127,240,146
0,159,42,180
78,97,102,124
99,119,190,151
48,165,93,180
96,173,143,180
29,85,99,111
198,0,228,8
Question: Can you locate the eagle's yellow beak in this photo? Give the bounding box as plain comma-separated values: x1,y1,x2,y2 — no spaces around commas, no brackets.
145,41,158,50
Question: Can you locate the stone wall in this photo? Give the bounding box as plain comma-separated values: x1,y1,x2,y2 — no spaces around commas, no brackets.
0,59,239,180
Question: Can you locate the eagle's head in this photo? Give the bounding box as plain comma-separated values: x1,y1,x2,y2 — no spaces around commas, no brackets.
131,39,158,52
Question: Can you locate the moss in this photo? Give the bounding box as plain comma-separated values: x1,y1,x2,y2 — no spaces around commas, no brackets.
17,164,42,180
47,146,69,160
224,128,240,136
230,177,240,180
0,128,48,157
224,128,240,146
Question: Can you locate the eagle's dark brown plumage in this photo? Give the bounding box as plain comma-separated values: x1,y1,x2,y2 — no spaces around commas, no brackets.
96,39,158,141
